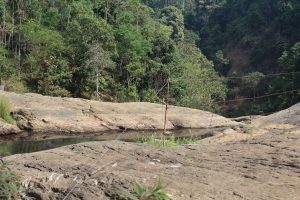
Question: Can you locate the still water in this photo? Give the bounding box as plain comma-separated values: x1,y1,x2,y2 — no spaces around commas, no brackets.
0,137,99,156
0,128,219,157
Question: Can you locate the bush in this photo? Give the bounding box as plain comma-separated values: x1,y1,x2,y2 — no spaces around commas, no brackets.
3,78,28,94
0,96,15,125
0,160,23,199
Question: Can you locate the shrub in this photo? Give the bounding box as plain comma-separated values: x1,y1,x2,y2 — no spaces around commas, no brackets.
3,78,28,94
0,159,24,200
117,178,171,200
0,96,15,124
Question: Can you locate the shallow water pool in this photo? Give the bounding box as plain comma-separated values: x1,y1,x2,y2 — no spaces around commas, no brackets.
0,128,221,156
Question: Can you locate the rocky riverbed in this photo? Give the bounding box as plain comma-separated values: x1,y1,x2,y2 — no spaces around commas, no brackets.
1,91,300,199
4,131,300,200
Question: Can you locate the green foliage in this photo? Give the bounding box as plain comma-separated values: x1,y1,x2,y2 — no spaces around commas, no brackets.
278,42,300,71
0,0,228,111
0,160,23,199
177,43,227,111
182,0,300,115
216,50,230,65
41,7,61,28
215,50,230,74
20,21,71,96
160,6,185,41
263,42,300,111
0,0,292,115
190,0,300,63
133,178,170,200
0,96,15,125
3,78,28,94
116,178,170,200
0,46,11,82
114,16,151,81
142,0,195,11
140,89,160,103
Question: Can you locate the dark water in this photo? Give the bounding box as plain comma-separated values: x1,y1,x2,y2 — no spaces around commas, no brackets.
0,138,99,156
0,128,219,157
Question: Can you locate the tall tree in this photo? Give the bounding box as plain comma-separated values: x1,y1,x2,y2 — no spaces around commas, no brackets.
85,44,114,100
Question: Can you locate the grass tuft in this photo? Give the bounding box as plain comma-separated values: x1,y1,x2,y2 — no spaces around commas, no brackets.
0,96,15,125
138,135,199,147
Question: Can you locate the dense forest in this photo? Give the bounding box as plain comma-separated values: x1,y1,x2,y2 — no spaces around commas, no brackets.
0,0,299,116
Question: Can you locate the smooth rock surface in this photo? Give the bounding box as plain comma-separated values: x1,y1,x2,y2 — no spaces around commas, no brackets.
0,91,240,134
5,132,300,200
253,103,300,132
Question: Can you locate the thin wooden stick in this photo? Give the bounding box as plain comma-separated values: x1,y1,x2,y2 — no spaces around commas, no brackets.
163,79,170,147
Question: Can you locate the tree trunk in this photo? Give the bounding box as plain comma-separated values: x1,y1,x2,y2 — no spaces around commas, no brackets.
12,0,15,51
105,0,108,24
3,3,6,47
18,0,22,80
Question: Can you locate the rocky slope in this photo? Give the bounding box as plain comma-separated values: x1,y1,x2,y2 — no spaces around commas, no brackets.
253,102,300,134
0,91,240,135
5,132,300,200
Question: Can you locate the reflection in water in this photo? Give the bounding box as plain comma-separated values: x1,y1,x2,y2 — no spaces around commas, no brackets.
0,138,99,157
0,128,220,157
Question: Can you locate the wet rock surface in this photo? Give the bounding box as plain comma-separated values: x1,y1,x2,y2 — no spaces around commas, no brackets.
0,91,240,135
5,131,300,200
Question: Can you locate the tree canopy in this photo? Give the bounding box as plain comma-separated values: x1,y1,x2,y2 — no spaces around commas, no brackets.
0,0,226,112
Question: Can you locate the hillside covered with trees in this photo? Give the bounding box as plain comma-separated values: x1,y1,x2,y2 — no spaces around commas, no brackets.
0,0,299,116
184,0,300,115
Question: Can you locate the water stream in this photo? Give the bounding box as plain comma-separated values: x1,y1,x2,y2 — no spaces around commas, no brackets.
0,128,222,156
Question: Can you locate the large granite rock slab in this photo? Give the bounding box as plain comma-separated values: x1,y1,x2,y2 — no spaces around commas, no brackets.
0,91,241,134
